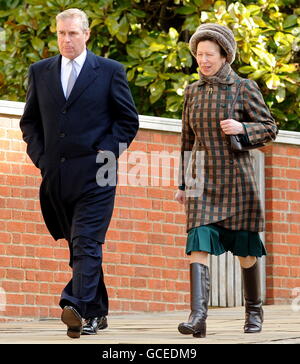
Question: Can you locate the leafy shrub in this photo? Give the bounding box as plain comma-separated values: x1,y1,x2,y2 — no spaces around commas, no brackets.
0,0,299,130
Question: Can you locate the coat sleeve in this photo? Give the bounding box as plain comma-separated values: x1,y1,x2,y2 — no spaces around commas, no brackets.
19,65,44,168
178,86,195,190
241,79,278,145
96,63,139,158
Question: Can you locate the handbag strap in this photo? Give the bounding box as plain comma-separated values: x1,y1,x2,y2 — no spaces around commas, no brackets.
228,79,245,119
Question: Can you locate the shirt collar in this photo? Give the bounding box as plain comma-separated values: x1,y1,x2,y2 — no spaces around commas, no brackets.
61,48,87,68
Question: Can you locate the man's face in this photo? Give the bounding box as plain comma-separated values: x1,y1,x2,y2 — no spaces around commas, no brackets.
57,17,90,59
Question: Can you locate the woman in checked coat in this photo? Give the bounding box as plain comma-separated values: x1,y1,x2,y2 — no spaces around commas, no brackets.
175,23,278,338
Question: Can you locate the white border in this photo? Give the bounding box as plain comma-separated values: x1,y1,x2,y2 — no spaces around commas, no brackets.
1,100,299,145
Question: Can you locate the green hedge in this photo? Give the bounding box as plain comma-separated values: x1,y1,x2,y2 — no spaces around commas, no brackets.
0,0,299,130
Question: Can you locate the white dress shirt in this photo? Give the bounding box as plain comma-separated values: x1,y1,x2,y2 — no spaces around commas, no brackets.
61,49,87,98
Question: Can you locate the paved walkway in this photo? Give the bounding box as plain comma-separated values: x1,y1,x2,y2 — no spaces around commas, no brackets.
0,305,299,344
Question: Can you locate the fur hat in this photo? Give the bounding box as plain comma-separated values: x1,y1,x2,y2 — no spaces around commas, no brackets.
189,23,237,64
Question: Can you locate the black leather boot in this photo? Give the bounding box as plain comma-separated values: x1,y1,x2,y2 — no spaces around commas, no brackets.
242,260,264,333
178,263,210,338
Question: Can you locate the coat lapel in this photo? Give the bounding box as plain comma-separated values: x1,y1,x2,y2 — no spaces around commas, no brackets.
43,55,66,106
42,51,99,108
64,50,99,109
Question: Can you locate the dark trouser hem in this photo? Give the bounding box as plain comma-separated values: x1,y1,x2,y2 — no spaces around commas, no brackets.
60,236,108,319
59,299,82,316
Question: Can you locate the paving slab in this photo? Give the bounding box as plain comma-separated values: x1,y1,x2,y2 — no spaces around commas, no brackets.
0,305,299,344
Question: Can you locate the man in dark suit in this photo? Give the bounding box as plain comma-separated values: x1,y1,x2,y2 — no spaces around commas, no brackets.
20,8,139,338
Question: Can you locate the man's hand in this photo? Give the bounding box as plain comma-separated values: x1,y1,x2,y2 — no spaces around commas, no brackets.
220,119,245,135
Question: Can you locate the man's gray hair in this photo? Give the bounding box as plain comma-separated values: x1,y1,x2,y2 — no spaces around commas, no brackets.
56,8,89,31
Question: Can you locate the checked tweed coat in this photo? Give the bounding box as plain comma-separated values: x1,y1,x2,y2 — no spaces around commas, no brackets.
180,63,278,233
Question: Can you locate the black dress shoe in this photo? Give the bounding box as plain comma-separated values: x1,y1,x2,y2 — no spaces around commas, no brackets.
61,306,82,338
81,316,108,335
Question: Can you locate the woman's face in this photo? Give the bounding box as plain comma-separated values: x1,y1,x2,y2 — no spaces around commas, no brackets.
196,40,226,76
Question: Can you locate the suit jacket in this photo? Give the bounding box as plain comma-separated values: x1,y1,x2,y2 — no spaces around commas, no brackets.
180,63,277,233
20,50,139,241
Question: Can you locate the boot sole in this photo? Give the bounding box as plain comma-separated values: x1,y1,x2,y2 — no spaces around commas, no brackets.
81,330,97,336
61,307,82,339
178,325,195,335
178,324,206,338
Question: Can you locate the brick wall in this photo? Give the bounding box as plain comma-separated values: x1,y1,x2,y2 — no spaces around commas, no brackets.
264,143,300,304
0,104,300,320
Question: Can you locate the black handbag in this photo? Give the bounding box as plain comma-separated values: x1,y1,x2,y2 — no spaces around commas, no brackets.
228,80,265,152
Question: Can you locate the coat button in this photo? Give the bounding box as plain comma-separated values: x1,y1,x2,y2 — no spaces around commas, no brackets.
60,157,66,163
59,132,66,138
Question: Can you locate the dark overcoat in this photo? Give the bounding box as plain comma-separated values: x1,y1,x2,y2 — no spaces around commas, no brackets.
20,50,139,242
180,63,278,233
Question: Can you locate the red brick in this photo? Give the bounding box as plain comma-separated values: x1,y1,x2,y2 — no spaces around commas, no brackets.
116,289,133,299
49,283,65,295
6,245,26,256
265,222,289,233
265,200,289,211
286,146,300,157
286,169,300,179
147,211,165,221
290,224,300,234
265,189,286,200
130,278,147,288
21,282,40,293
288,180,300,190
0,256,11,267
289,158,300,168
134,290,152,300
265,155,288,167
36,295,54,306
6,268,24,280
286,256,300,266
130,255,149,265
0,232,11,243
287,213,300,223
134,244,151,254
162,200,180,212
265,211,286,221
149,256,166,267
7,293,25,305
134,266,153,278
265,168,285,178
130,301,148,311
5,305,21,317
148,302,167,311
148,279,166,290
148,233,166,244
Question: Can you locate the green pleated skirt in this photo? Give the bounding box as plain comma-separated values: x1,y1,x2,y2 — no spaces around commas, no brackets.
186,224,266,257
